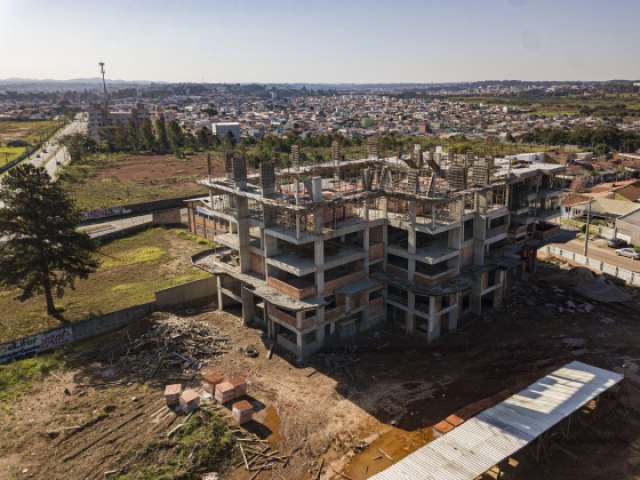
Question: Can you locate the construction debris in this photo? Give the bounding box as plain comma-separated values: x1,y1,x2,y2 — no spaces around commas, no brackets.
94,313,229,379
233,435,289,475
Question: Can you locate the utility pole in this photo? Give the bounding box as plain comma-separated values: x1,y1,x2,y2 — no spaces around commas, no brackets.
583,199,593,257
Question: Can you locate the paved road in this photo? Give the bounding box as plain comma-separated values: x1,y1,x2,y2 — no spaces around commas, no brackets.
549,238,640,272
0,117,86,209
27,117,86,180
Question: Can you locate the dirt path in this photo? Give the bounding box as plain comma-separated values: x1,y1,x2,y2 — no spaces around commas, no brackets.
2,260,640,479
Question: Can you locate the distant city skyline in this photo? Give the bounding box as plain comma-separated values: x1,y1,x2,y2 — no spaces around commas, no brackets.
1,0,639,83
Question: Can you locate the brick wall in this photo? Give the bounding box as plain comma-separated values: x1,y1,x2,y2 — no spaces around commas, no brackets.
267,277,317,299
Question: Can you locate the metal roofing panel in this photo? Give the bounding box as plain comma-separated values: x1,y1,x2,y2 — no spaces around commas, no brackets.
370,362,622,480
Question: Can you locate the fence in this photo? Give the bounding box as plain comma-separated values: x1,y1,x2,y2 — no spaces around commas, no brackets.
0,277,217,364
540,245,640,287
0,146,38,175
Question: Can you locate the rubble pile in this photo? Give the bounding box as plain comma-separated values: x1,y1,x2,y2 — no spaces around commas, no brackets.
106,313,229,379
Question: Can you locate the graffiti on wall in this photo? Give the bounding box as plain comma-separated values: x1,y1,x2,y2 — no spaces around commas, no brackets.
0,326,72,364
83,206,133,220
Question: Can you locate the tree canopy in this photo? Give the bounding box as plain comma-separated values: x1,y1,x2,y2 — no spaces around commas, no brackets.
0,164,99,317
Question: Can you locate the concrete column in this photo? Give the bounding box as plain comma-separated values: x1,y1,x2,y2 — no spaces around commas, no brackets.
409,200,417,223
216,276,224,311
428,296,440,342
363,228,370,273
314,238,325,295
473,214,487,266
407,292,416,334
382,224,388,270
449,304,459,332
241,288,255,325
237,197,251,273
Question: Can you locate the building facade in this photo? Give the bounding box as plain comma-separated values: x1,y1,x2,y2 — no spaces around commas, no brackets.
87,103,155,141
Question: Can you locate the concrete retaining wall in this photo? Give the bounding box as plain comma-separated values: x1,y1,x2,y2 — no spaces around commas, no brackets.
72,302,156,342
540,245,640,287
155,277,217,309
0,276,216,364
81,196,197,225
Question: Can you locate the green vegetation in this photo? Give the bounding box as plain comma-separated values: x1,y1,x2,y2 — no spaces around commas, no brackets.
0,352,63,402
175,230,215,247
519,125,640,152
114,410,236,480
0,165,100,317
0,145,27,166
0,120,60,145
0,227,209,342
444,91,640,118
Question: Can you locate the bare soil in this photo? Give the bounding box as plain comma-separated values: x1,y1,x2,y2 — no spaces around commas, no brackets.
93,153,223,184
3,260,640,480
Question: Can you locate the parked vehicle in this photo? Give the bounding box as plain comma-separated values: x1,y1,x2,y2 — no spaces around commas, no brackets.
607,238,628,248
615,248,640,260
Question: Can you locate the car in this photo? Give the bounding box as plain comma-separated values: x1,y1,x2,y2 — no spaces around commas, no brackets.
607,238,628,248
615,248,640,260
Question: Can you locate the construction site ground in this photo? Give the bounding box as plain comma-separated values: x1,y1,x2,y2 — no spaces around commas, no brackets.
2,259,640,480
58,152,219,210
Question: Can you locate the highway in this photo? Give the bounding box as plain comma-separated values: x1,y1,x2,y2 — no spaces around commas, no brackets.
25,115,87,180
0,116,86,208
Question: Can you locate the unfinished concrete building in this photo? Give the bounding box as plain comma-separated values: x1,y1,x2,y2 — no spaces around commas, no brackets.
188,145,565,358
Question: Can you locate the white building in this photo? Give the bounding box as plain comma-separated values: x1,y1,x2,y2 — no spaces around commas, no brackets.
212,122,240,141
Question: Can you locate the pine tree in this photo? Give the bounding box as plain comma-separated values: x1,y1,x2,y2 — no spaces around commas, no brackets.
0,164,99,317
140,118,155,152
155,118,170,153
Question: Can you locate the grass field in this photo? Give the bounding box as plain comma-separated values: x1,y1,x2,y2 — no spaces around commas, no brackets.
0,120,61,167
58,153,210,210
0,145,27,166
0,120,60,146
0,227,210,343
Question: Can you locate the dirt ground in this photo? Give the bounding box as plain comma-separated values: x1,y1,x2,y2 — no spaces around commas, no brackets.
3,259,640,480
94,153,224,185
62,153,226,210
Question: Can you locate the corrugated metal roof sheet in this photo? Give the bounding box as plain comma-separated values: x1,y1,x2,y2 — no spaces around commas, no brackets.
369,361,622,480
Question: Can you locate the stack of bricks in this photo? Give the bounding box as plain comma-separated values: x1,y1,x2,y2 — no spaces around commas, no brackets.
433,389,511,437
179,389,200,413
232,400,254,425
164,384,182,407
215,381,236,404
203,373,225,394
229,377,247,398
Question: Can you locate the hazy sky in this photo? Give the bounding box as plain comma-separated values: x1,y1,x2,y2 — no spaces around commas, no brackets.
1,0,639,83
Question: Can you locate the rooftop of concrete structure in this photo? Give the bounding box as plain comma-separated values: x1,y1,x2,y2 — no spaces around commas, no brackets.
196,155,565,214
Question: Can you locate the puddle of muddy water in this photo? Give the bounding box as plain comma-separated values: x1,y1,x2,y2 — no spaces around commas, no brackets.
263,405,281,449
343,425,433,479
